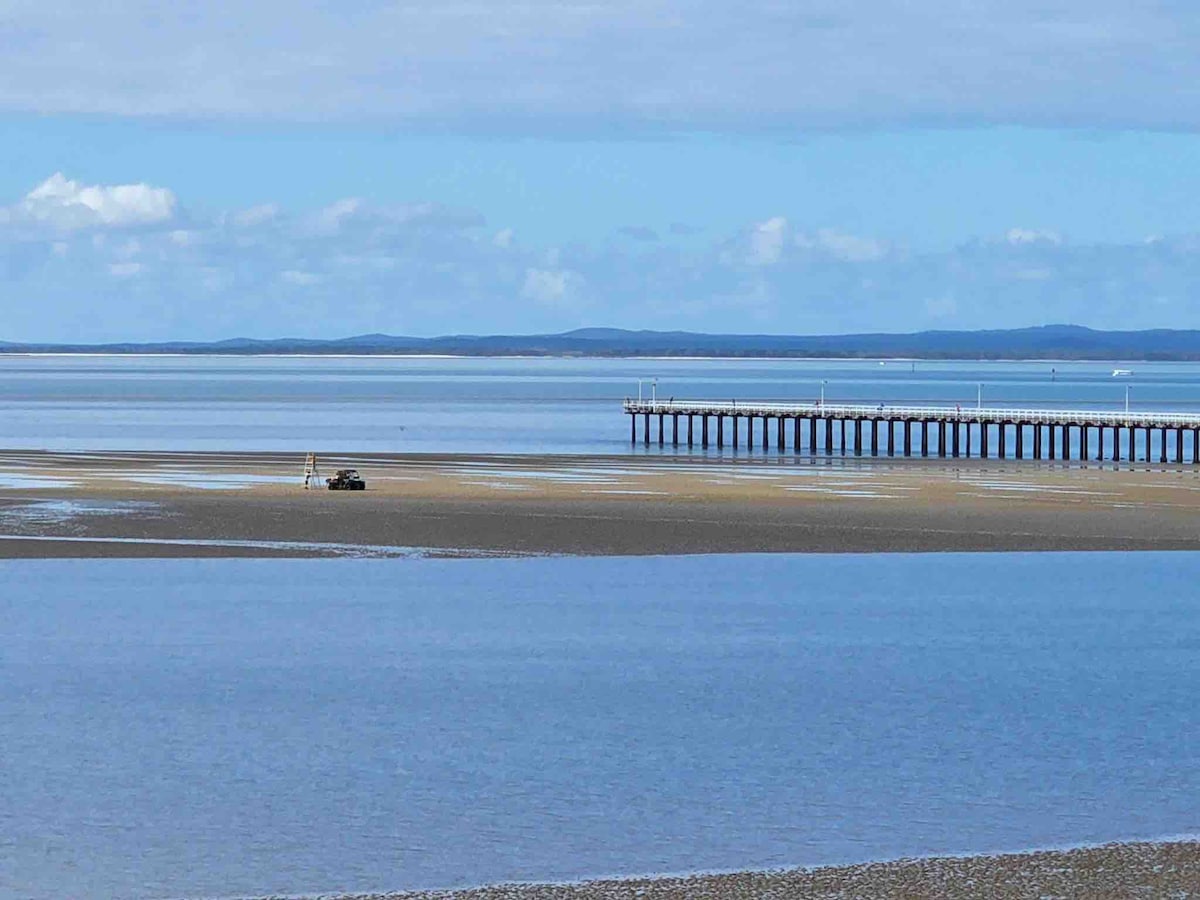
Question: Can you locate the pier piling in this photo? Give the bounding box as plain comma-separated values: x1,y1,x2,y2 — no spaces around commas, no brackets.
624,401,1200,465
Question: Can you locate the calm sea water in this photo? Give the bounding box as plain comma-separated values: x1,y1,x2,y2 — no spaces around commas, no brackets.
2,354,1200,453
3,553,1198,900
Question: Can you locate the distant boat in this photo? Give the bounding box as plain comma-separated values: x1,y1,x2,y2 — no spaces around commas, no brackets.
1112,368,1133,377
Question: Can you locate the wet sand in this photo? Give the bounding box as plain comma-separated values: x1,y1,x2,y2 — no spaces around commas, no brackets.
266,841,1200,899
4,450,1200,557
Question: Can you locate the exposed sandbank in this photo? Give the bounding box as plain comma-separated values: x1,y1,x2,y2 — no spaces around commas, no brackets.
3,451,1200,557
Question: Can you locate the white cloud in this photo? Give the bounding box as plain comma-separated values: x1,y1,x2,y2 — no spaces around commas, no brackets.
231,204,279,228
1,3,1198,131
312,198,364,234
521,267,580,305
12,173,176,231
748,216,788,266
796,229,890,262
493,228,514,249
107,262,144,277
1006,228,1062,246
7,172,1200,341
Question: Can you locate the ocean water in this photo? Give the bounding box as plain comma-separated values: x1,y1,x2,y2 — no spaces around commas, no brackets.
3,553,1198,900
2,354,1199,454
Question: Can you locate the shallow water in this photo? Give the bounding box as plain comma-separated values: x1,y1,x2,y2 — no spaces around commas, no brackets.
2,553,1198,899
1,355,1197,454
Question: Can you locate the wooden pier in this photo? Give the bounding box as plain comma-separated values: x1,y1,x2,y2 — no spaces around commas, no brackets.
624,399,1200,463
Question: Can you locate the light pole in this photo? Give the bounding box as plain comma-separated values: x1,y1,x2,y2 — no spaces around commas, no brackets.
820,380,827,406
652,378,658,404
1125,385,1132,415
977,383,982,410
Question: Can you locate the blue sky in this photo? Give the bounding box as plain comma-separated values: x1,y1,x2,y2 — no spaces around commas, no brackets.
4,2,1200,341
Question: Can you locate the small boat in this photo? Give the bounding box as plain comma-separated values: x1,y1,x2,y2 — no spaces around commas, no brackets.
1112,368,1133,377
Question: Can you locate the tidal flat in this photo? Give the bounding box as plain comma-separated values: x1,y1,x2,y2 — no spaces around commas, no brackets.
4,450,1200,557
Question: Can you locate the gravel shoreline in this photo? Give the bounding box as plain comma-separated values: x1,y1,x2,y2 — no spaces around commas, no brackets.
241,841,1200,900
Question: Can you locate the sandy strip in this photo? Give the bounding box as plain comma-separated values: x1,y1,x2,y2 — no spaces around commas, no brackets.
244,841,1200,900
3,451,1200,557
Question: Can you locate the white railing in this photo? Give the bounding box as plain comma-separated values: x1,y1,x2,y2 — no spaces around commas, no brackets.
623,399,1200,428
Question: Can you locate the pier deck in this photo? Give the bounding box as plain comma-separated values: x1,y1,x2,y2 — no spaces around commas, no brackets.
624,399,1200,462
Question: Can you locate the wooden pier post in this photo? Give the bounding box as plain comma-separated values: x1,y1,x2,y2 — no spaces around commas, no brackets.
623,400,1200,467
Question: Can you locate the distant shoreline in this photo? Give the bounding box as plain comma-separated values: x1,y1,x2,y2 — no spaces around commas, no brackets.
8,323,1200,361
0,350,1181,364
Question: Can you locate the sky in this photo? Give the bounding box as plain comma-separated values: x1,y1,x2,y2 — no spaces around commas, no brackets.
4,2,1200,341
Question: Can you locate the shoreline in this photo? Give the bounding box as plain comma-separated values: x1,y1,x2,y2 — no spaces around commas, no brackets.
4,450,1200,558
243,840,1200,899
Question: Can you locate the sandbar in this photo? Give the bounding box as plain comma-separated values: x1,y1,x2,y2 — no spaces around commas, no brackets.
3,450,1200,557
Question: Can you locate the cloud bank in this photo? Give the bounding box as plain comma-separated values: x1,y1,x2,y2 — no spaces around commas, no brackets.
3,3,1200,130
3,174,1199,342
1,173,177,232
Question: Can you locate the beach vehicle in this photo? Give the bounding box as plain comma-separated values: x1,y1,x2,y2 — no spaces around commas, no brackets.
326,469,366,491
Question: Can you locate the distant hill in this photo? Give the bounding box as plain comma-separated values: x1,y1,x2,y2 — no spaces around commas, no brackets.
7,325,1200,360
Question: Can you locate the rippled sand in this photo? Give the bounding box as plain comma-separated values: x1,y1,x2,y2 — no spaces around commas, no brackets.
298,841,1200,900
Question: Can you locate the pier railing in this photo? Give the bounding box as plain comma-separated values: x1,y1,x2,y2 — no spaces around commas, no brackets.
623,399,1200,429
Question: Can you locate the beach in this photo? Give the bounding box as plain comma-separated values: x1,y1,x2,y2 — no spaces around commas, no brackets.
3,450,1200,557
321,841,1200,900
